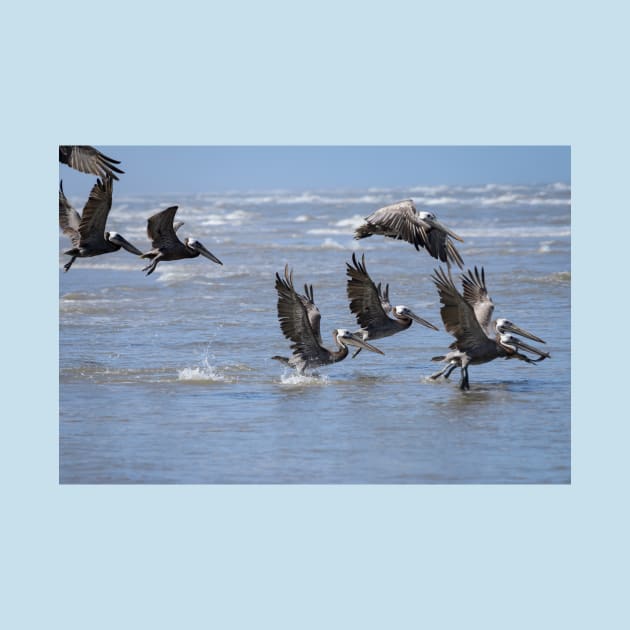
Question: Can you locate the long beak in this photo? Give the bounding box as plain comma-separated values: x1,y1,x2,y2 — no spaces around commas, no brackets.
109,234,143,256
426,218,464,242
407,310,440,331
195,243,223,265
345,332,385,355
510,337,551,359
503,322,546,344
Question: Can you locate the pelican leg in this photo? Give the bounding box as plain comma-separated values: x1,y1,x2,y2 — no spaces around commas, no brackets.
142,255,162,276
459,365,470,390
429,360,457,380
429,365,449,379
63,256,77,272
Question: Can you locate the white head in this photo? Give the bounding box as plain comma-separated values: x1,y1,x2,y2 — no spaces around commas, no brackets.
333,329,385,354
495,318,546,344
495,318,513,332
393,305,439,330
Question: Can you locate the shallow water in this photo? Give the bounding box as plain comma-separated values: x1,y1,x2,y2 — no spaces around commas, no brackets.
59,184,570,483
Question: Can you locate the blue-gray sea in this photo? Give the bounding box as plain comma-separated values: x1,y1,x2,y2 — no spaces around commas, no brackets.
59,183,570,483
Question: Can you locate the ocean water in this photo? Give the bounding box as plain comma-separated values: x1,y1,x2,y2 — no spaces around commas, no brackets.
59,183,571,483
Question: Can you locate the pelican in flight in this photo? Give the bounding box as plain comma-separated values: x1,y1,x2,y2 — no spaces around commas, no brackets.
346,253,438,356
429,266,549,390
272,265,384,374
140,206,223,276
354,199,464,268
59,145,124,180
59,176,142,272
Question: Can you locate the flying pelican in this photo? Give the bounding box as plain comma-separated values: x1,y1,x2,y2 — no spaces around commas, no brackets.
140,206,223,276
429,266,549,390
354,199,464,268
346,253,438,356
59,176,142,272
59,145,124,180
272,265,385,374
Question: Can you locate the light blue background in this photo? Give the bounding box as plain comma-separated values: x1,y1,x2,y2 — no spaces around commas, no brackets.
4,1,627,628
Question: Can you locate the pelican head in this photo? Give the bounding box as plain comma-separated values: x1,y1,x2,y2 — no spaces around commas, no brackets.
106,231,143,255
499,333,550,360
417,211,464,242
185,238,223,265
334,329,384,355
393,305,439,330
495,318,546,344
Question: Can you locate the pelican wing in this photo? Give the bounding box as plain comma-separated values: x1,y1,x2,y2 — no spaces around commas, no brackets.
425,229,465,268
461,266,494,335
377,282,392,314
432,267,489,352
76,176,113,248
275,267,329,364
299,281,322,344
346,253,391,332
59,145,124,180
58,181,81,247
362,200,429,250
146,206,184,249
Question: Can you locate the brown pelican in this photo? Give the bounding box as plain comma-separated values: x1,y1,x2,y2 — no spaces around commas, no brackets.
140,206,223,276
354,199,464,268
59,145,124,180
429,266,549,389
59,176,142,272
272,265,385,374
346,253,438,356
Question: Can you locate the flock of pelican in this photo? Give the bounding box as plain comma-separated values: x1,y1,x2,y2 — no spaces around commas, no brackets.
60,145,550,391
58,146,223,275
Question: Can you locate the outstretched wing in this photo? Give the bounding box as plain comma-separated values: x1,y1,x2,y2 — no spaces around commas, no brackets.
461,266,494,335
299,281,322,344
377,282,392,314
425,228,465,268
275,266,328,364
146,206,184,249
58,180,81,247
77,176,113,248
357,199,429,250
432,267,490,353
346,253,391,333
59,145,125,180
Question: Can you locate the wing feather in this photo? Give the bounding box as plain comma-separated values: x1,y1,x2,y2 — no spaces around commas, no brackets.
358,200,429,250
432,267,490,353
59,145,124,180
346,253,390,332
58,181,81,247
146,206,184,250
425,228,465,268
77,176,113,248
461,266,494,335
275,266,328,364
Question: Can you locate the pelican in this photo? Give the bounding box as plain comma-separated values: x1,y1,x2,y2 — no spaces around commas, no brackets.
429,266,549,390
272,265,385,374
140,206,223,276
59,145,124,180
59,176,142,272
354,199,464,268
346,253,438,356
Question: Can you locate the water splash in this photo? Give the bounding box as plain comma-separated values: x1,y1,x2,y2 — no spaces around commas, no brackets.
279,371,329,386
178,357,226,382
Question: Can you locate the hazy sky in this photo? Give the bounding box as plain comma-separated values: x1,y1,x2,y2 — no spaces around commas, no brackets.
59,145,570,198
